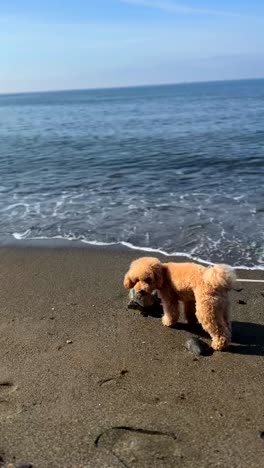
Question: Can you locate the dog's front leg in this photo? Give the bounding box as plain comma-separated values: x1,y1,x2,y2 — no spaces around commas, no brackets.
159,290,180,327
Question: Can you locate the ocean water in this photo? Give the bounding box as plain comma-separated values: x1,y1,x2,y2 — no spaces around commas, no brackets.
0,79,263,268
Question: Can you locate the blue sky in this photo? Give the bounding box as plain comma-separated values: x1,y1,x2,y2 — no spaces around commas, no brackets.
1,0,264,93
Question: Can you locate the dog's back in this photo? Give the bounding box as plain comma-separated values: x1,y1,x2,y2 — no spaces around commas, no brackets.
163,262,206,292
163,262,236,292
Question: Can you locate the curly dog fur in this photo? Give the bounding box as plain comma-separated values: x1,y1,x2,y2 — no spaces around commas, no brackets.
124,257,236,350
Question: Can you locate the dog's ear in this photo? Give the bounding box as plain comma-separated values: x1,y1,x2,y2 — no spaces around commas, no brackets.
124,273,134,289
152,263,164,289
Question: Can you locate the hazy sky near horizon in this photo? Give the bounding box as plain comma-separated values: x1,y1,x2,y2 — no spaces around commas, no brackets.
1,0,264,93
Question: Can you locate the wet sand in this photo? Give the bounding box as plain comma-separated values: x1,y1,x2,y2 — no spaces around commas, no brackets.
0,246,263,467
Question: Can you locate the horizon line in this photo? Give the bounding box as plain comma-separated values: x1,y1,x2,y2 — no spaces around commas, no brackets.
0,76,263,98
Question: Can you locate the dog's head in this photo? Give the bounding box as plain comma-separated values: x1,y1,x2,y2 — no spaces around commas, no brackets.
123,257,164,296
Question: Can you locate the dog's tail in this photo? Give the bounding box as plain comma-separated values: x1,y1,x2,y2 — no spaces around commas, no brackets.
203,264,237,290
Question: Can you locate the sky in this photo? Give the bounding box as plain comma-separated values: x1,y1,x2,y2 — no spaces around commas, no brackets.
1,0,264,93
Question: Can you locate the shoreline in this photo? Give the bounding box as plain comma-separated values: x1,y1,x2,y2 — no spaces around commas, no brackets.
1,238,264,274
0,246,263,467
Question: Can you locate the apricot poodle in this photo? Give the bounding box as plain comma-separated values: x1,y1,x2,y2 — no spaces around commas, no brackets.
124,257,236,350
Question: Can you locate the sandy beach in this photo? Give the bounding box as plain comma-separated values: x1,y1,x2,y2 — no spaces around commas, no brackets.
0,245,263,468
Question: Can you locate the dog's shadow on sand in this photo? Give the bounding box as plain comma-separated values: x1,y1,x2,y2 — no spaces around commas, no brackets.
146,309,264,357
228,321,264,356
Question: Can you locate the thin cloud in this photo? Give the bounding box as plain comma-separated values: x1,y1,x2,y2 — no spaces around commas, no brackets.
121,0,257,18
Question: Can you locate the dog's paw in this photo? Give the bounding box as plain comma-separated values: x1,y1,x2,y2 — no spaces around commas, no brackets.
211,336,230,351
162,315,175,327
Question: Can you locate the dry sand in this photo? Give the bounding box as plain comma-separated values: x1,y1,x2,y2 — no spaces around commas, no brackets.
0,246,263,468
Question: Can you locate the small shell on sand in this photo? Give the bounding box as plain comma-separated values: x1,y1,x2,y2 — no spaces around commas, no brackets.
185,337,212,356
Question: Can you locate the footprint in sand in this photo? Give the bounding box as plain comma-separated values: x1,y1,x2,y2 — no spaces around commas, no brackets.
0,381,22,419
95,426,182,468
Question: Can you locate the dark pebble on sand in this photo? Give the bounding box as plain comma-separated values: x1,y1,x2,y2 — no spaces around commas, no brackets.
261,292,264,298
258,431,264,440
120,369,129,376
234,288,243,292
0,381,12,387
238,299,247,305
16,465,33,468
185,337,211,356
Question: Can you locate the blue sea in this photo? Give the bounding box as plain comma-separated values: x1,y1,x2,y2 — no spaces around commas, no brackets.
0,79,263,269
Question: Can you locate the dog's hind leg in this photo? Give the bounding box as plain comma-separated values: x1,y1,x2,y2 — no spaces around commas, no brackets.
194,289,231,350
222,295,231,332
183,300,197,325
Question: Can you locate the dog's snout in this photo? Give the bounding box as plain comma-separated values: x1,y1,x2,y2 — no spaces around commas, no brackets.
139,290,147,296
